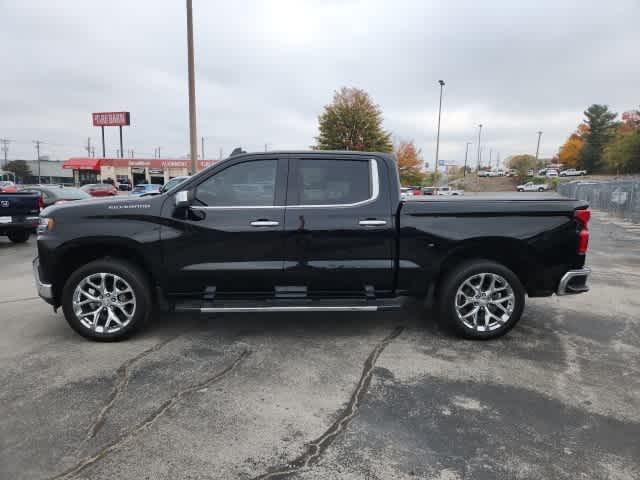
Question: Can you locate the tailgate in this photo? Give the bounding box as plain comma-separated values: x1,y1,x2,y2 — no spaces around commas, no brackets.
0,193,41,217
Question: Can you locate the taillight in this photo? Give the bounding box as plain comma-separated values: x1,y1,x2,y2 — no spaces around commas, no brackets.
38,195,45,210
575,209,590,254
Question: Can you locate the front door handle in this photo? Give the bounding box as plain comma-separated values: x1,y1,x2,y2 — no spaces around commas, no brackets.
250,220,280,227
359,219,387,226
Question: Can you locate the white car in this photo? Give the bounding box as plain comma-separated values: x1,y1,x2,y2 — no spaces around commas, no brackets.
436,186,464,196
517,182,549,192
546,169,559,177
560,168,587,177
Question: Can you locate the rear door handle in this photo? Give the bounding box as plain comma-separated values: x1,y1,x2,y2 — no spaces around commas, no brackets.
250,220,280,227
359,220,387,226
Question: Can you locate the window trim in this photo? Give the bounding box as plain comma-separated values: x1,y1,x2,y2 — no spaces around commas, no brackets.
286,158,379,209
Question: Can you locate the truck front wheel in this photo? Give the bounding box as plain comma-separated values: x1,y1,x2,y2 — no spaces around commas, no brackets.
439,260,525,339
61,258,152,341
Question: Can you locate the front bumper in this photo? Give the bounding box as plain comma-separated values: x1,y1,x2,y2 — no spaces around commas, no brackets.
557,267,591,295
32,257,54,303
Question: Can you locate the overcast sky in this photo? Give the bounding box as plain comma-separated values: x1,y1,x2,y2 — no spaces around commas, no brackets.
1,0,638,167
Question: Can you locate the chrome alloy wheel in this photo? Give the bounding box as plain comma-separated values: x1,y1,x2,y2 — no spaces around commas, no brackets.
454,273,515,332
72,273,136,334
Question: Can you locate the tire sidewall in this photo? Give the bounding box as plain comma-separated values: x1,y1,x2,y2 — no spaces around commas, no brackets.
62,259,151,341
8,231,29,243
440,260,525,339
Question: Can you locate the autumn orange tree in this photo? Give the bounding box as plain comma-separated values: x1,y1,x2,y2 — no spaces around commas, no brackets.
558,124,588,168
394,140,424,185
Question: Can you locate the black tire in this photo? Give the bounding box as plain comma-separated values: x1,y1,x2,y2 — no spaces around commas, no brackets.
438,259,525,339
517,188,524,192
538,187,545,192
7,231,30,243
62,258,152,341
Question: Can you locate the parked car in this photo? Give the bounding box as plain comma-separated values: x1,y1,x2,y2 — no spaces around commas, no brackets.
131,183,161,196
517,182,550,192
0,190,40,243
546,169,559,178
477,170,490,177
400,187,412,200
435,186,464,196
0,180,18,193
21,185,91,208
81,183,118,197
117,179,132,191
422,187,437,195
34,150,591,342
560,168,587,177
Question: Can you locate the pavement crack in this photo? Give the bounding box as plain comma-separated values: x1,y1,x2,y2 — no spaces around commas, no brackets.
0,296,40,305
252,326,404,480
82,335,179,442
50,348,250,480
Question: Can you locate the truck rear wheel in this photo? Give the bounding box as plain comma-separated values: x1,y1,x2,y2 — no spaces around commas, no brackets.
61,258,152,341
7,231,30,243
439,260,525,339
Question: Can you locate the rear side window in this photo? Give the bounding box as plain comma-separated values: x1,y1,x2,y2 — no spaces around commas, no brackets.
294,159,371,205
195,160,277,206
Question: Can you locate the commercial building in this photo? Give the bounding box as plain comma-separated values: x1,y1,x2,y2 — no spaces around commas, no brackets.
62,157,219,186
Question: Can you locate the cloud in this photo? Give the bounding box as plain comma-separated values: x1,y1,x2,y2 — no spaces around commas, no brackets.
0,0,637,164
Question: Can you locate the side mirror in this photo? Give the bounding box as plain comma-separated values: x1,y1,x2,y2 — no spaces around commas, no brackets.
174,190,192,208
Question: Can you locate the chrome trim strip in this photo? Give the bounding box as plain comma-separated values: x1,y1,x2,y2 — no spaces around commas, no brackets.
250,220,280,226
32,258,53,300
557,267,591,295
359,219,387,226
200,306,378,313
191,158,380,210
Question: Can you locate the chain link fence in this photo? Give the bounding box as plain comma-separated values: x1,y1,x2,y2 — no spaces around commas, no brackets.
558,179,640,223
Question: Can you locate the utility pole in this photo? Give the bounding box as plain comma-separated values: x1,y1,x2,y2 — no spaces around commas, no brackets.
535,131,543,162
85,137,92,158
264,143,271,152
489,148,493,169
201,137,205,159
496,152,500,170
434,80,445,174
463,142,471,176
33,140,44,183
0,138,10,168
91,147,95,158
476,124,483,172
219,147,223,161
157,146,161,158
186,0,198,174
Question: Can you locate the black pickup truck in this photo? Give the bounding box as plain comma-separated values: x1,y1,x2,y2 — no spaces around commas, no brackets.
34,151,591,341
0,191,41,243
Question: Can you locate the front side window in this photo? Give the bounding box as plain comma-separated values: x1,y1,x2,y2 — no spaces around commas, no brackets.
195,160,277,206
295,159,371,205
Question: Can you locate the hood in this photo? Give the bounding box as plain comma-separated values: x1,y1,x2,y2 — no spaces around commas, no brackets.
41,193,165,218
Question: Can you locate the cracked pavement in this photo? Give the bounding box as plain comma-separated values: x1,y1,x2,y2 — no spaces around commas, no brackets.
1,213,639,480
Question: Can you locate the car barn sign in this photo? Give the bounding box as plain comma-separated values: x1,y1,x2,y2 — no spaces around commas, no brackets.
92,111,130,127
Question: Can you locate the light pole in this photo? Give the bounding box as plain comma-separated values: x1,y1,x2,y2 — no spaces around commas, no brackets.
186,0,198,174
476,124,483,172
464,142,472,176
535,131,543,162
434,80,445,174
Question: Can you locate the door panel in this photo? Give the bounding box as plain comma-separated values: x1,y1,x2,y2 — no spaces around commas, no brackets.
282,157,395,296
161,157,287,296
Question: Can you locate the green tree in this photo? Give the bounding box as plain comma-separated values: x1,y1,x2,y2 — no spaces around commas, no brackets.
578,104,617,172
394,139,424,185
4,160,31,181
507,154,537,181
315,87,393,152
604,129,640,174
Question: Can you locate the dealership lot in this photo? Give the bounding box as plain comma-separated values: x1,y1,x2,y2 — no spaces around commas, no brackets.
1,213,639,480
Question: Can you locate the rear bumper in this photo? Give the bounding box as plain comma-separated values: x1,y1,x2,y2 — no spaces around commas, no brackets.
557,267,591,295
33,257,54,304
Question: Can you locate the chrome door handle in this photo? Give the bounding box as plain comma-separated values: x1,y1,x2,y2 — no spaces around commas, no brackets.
250,220,280,227
359,220,387,226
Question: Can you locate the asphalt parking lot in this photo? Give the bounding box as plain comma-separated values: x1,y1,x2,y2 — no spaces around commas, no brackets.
1,212,639,480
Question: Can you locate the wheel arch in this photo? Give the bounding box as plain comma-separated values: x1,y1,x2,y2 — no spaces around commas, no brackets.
51,237,159,307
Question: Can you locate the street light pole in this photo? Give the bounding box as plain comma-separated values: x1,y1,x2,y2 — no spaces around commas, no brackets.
464,142,471,176
535,131,543,162
186,0,198,174
434,80,445,174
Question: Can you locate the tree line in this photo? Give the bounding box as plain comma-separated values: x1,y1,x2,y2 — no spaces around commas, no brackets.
559,104,640,174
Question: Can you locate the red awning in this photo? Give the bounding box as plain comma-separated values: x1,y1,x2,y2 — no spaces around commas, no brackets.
63,158,101,171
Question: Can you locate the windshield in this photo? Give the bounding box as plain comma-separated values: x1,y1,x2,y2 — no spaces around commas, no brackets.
161,177,187,193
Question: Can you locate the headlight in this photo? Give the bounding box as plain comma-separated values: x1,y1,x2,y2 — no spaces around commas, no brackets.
37,217,54,234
